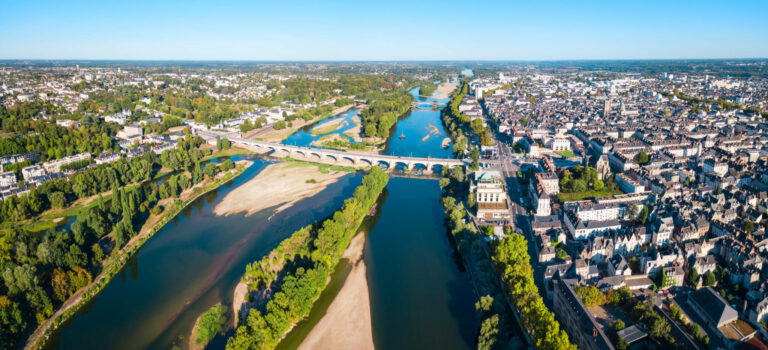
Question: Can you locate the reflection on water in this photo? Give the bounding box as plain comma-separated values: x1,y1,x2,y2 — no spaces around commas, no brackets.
367,178,478,350
46,156,363,350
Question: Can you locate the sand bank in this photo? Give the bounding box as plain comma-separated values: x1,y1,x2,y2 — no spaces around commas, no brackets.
432,82,458,99
298,233,373,350
213,162,346,217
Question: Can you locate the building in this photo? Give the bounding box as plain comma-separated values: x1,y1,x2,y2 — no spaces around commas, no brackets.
117,123,144,140
702,158,727,177
95,152,120,165
552,275,615,350
21,165,46,180
42,153,91,173
56,119,81,128
0,152,40,167
0,171,17,187
104,109,131,124
471,170,510,220
687,286,738,329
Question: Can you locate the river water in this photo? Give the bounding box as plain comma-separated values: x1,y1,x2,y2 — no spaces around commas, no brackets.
47,85,479,350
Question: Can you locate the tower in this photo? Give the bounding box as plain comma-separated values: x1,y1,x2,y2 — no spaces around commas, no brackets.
603,99,612,117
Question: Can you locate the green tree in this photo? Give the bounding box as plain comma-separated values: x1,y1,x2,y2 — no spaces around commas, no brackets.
744,220,755,233
635,152,649,165
687,268,699,286
703,271,716,286
196,304,227,345
475,295,494,315
477,314,499,350
639,206,649,224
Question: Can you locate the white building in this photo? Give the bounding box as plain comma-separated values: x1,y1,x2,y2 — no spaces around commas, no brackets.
21,165,46,180
0,171,17,187
702,158,727,176
42,153,91,173
471,170,510,220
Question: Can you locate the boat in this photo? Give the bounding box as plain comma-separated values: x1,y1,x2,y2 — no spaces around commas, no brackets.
399,132,406,139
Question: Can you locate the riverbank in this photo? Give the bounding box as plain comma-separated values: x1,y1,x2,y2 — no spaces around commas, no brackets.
26,161,254,350
431,82,457,99
213,162,347,217
298,232,373,350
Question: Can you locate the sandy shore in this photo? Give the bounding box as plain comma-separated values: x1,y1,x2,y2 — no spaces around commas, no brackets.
213,162,347,217
232,281,249,327
298,233,373,350
432,82,457,99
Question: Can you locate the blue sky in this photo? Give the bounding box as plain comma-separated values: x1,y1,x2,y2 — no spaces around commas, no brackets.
1,0,766,60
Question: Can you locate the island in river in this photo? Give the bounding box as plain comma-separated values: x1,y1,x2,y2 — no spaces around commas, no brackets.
297,232,373,350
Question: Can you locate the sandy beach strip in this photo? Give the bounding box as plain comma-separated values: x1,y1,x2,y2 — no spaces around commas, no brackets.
297,233,374,350
432,82,458,99
213,162,347,217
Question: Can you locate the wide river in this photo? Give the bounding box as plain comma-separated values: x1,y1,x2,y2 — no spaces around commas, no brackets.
47,86,478,349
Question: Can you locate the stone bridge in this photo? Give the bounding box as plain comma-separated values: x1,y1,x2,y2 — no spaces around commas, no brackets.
411,101,442,110
210,135,466,173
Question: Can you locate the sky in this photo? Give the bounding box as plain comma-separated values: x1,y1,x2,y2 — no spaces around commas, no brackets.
1,0,767,61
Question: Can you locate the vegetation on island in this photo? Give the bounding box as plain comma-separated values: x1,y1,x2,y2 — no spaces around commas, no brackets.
226,167,388,350
419,82,437,97
193,303,227,347
360,91,413,140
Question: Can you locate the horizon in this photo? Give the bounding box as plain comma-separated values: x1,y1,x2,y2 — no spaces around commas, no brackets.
2,0,767,61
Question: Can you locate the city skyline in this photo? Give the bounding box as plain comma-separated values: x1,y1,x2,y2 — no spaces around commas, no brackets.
2,0,767,61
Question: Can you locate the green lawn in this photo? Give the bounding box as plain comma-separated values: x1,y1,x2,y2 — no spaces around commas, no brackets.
556,150,576,158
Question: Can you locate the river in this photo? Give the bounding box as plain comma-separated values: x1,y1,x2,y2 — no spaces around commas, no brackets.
46,85,479,350
45,157,363,350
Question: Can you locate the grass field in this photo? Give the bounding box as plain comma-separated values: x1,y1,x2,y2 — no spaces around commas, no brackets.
556,150,576,158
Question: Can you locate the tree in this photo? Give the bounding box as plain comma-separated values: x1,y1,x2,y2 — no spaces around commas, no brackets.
477,314,499,350
273,120,286,130
470,147,480,170
593,179,604,191
574,285,605,307
627,203,639,219
639,206,649,224
48,191,67,209
703,271,716,286
744,220,755,233
556,246,568,260
196,304,227,345
571,179,587,192
475,295,494,315
634,152,649,165
614,319,626,331
687,268,699,287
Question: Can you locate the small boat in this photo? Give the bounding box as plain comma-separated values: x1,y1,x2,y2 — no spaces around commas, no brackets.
399,133,406,139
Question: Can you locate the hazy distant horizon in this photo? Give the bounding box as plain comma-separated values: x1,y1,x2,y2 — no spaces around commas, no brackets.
2,0,766,61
